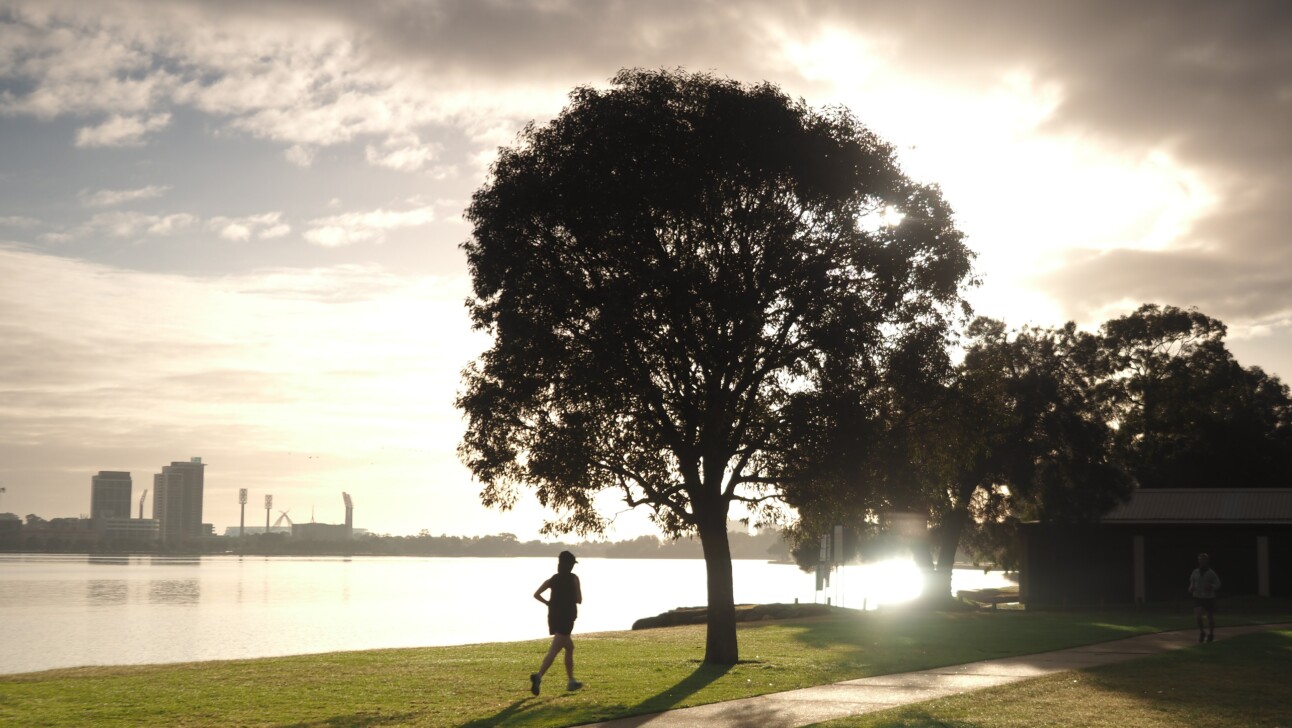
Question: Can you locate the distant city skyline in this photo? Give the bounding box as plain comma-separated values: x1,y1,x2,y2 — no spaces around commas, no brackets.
11,454,532,538
2,1,1290,539
17,456,376,535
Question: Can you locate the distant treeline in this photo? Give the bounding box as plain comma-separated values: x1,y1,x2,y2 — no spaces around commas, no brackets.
0,516,791,560
355,528,790,560
229,527,791,560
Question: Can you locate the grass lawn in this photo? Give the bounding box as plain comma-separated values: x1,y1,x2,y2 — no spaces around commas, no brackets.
2,603,1290,727
811,628,1292,728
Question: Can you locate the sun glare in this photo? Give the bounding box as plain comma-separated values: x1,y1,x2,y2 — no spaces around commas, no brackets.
778,26,890,85
881,205,906,227
865,558,924,606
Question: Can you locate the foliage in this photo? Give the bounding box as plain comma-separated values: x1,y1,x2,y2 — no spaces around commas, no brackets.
787,302,1292,584
786,318,1133,585
953,319,1131,523
1095,303,1292,488
457,68,973,661
926,320,1132,577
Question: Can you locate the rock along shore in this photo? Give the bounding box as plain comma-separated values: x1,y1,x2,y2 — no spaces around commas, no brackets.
631,602,834,630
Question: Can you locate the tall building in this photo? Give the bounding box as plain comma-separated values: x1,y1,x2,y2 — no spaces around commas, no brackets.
90,471,133,521
153,457,206,542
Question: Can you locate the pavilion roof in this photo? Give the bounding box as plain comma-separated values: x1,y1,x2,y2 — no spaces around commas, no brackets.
1100,488,1292,524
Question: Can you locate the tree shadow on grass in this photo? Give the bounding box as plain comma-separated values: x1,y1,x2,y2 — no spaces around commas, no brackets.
459,698,530,728
628,661,735,715
772,607,1164,657
476,662,740,727
450,658,763,727
280,711,419,727
1067,630,1292,724
755,610,1062,678
849,630,1292,728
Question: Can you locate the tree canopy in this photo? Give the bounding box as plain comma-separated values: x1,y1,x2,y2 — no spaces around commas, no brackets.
458,68,974,663
1096,304,1292,488
787,304,1292,594
786,317,1133,592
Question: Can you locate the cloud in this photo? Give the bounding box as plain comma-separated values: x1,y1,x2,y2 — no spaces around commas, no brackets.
4,1,1284,262
364,134,443,173
303,205,435,247
0,2,583,158
74,112,171,147
283,144,315,167
50,209,288,242
1039,247,1292,326
208,212,290,241
3,2,1287,321
78,210,198,237
805,1,1292,325
0,215,40,227
0,8,176,118
79,185,171,208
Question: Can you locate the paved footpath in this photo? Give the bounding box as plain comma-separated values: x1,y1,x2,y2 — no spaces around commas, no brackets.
581,622,1292,728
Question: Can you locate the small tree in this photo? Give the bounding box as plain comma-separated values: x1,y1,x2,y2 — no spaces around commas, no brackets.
457,69,972,663
787,318,1133,598
930,320,1133,585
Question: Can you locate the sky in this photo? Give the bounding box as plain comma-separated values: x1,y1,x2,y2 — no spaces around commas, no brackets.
2,0,1290,539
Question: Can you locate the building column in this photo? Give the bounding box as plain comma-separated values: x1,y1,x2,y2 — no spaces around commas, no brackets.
1257,536,1270,598
1133,535,1146,604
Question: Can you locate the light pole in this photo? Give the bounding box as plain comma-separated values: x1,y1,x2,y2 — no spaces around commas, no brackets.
238,488,247,539
264,494,272,533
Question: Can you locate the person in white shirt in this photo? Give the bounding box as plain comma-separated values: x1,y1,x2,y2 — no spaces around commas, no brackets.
1189,552,1221,643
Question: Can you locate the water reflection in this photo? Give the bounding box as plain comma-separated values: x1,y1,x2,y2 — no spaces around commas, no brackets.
87,579,128,605
1,555,1015,675
148,557,200,567
149,578,200,604
88,556,131,567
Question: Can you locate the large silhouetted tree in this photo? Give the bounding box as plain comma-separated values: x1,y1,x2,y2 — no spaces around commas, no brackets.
457,69,973,663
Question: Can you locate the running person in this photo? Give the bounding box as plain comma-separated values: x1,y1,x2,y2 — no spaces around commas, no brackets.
530,550,583,694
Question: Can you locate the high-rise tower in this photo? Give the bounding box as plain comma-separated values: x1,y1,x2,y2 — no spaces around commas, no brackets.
90,471,133,521
153,457,206,542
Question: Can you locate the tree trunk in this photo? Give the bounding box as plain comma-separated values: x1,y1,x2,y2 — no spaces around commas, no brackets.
696,511,739,665
910,526,938,596
924,509,966,600
928,483,977,601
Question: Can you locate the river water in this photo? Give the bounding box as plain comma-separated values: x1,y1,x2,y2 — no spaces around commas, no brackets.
0,554,1012,675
